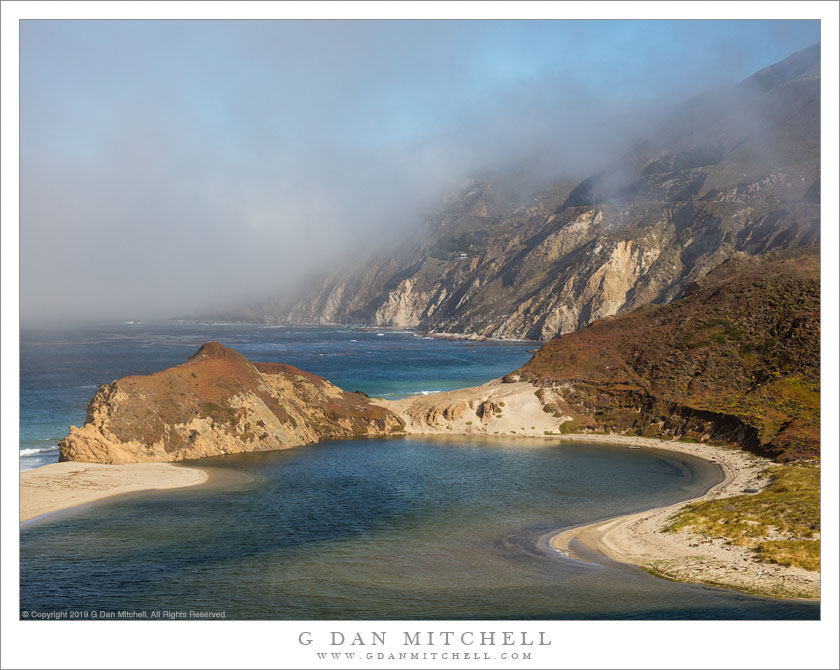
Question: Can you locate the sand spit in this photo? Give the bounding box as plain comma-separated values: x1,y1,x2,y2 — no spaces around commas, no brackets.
20,462,208,523
548,440,820,600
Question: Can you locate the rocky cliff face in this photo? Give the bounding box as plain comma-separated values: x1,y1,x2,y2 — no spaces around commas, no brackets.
59,342,405,464
258,45,820,341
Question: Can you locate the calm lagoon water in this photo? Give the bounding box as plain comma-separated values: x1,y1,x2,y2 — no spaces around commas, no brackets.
20,437,818,619
19,323,819,619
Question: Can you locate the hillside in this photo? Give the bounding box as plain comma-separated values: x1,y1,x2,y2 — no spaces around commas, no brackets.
58,342,405,464
257,45,820,340
515,249,820,461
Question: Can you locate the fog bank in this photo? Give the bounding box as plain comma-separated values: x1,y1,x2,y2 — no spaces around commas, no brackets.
19,20,819,324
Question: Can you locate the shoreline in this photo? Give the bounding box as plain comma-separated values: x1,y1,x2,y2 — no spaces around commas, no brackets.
178,319,543,344
546,438,820,600
19,462,210,524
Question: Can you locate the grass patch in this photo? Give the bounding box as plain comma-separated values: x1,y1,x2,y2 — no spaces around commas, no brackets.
754,540,820,572
667,465,820,571
557,420,586,434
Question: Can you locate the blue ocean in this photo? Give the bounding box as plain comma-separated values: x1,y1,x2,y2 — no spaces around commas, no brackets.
19,322,819,619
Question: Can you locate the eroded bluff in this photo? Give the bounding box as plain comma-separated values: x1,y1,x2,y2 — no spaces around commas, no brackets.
58,342,405,464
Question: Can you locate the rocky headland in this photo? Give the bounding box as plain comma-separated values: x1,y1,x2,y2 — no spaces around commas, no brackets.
58,341,405,464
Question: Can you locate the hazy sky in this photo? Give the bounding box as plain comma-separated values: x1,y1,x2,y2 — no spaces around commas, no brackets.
20,20,819,323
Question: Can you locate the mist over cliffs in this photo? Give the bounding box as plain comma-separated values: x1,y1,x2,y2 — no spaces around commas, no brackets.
252,45,820,340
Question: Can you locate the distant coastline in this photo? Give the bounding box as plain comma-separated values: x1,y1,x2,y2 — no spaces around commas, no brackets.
176,319,543,344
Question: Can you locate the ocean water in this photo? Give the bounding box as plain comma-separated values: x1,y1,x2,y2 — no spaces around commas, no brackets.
19,322,819,619
19,321,536,471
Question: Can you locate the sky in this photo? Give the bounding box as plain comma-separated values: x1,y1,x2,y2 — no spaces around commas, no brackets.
19,19,819,324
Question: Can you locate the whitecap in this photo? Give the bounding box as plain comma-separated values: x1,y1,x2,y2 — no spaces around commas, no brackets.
20,446,60,456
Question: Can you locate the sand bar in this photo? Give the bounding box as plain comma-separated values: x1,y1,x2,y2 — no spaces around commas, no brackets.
20,462,208,523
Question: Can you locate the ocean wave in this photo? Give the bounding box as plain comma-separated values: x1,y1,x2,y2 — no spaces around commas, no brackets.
376,389,445,400
20,446,60,456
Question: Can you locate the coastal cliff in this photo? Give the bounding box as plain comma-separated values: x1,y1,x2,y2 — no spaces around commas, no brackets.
58,342,405,464
254,46,820,341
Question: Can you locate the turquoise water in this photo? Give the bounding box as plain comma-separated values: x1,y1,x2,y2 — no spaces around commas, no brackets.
18,323,819,619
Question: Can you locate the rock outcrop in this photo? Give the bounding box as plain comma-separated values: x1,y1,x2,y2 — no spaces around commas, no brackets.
59,342,405,464
255,45,820,341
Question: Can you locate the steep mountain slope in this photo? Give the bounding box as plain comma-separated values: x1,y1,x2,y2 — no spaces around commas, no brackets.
59,342,404,464
260,45,820,340
515,249,820,461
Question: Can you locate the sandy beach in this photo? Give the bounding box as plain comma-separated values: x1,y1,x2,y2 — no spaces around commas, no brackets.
548,438,820,599
20,462,208,523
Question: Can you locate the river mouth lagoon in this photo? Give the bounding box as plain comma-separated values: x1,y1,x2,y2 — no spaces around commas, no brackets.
19,323,819,620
